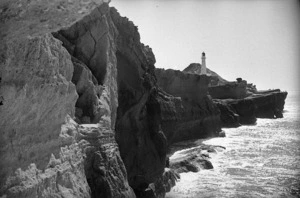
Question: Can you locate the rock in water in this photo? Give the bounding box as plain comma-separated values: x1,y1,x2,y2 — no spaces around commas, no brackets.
214,90,288,126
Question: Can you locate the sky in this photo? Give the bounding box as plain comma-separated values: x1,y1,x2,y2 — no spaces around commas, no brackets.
110,0,300,91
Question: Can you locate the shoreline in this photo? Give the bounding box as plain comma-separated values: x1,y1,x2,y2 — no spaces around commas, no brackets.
166,102,300,197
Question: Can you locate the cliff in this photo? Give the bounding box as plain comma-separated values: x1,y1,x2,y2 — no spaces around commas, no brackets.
155,68,222,143
215,90,288,127
0,1,135,197
183,64,258,99
0,1,181,197
0,1,288,197
182,64,286,126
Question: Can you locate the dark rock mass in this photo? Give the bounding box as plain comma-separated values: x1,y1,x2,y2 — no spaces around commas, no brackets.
155,68,222,143
182,63,287,126
250,91,288,119
214,90,287,126
168,144,226,174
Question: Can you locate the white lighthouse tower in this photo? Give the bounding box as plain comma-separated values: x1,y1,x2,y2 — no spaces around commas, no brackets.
201,52,207,75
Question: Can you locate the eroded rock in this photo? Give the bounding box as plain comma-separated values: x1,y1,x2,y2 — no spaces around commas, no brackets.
214,90,287,127
155,68,222,143
77,124,135,198
169,145,225,174
53,4,178,197
0,34,78,192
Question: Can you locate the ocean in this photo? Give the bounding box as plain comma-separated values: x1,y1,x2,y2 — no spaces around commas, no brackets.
166,91,300,198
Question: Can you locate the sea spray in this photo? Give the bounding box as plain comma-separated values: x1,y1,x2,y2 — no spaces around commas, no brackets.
167,91,300,198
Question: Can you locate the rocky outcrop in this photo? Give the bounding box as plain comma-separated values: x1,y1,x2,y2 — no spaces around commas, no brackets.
55,3,149,197
0,33,90,197
250,91,288,118
214,90,288,126
184,64,257,99
155,68,222,143
77,124,135,198
1,1,181,196
137,168,179,198
53,4,181,197
111,8,179,196
209,82,249,99
169,144,226,174
214,100,241,127
183,63,228,85
0,1,134,197
215,98,257,125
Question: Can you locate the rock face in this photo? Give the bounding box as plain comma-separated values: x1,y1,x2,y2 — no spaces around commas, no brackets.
111,8,180,196
53,4,180,197
1,1,179,196
77,124,135,198
215,90,288,126
213,100,241,127
1,1,135,198
209,82,248,99
169,144,226,174
183,64,257,99
54,5,146,197
215,98,257,125
155,68,222,143
0,33,90,197
250,91,288,119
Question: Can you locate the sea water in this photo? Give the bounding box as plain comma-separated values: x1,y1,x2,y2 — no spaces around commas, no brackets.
166,91,300,198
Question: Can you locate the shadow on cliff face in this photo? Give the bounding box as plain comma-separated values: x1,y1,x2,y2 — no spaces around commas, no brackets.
0,77,3,106
33,2,226,197
155,69,222,143
52,3,137,198
51,3,177,197
115,50,167,193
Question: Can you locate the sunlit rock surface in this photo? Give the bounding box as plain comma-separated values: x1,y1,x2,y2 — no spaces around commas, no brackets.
0,33,91,196
0,1,134,197
53,3,138,197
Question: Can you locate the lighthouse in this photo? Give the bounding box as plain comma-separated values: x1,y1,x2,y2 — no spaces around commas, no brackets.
201,52,207,75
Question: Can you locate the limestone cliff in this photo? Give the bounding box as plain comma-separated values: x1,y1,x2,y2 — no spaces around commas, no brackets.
155,68,222,143
1,1,180,197
1,1,130,198
0,33,90,197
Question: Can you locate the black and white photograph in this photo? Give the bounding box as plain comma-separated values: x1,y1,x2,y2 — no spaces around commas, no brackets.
0,0,299,197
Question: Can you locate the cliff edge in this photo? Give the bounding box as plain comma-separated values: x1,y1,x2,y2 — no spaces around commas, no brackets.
0,1,179,197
